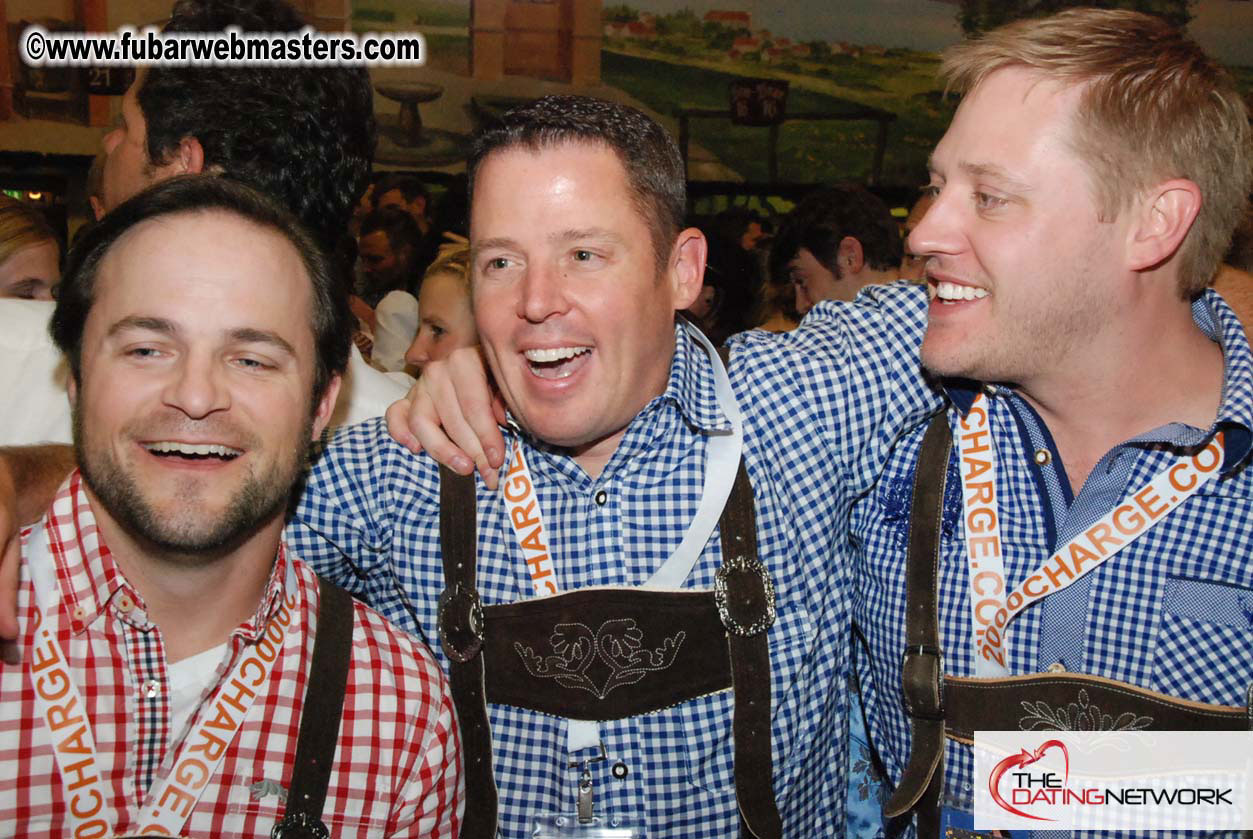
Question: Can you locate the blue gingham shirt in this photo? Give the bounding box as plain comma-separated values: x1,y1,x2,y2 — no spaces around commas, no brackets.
285,289,937,839
852,287,1253,835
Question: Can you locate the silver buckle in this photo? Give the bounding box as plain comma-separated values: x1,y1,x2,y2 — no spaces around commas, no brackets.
714,553,776,637
437,581,485,662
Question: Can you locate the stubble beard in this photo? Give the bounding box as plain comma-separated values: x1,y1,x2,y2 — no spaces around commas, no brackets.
72,406,312,566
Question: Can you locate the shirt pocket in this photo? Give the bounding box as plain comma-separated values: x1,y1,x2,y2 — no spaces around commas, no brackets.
224,800,389,839
677,603,814,794
1149,577,1253,706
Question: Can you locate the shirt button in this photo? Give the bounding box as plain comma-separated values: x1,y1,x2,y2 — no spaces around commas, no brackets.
144,680,161,699
611,761,629,779
71,606,87,621
1047,661,1066,673
1033,449,1051,466
115,594,134,613
594,490,608,506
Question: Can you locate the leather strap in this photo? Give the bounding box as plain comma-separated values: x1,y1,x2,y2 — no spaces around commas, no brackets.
884,412,951,822
723,462,782,839
271,578,356,839
438,464,498,839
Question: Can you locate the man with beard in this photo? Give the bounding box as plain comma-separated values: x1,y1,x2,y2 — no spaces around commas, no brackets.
0,177,461,838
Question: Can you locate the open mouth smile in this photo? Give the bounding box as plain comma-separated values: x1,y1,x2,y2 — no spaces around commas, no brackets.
523,346,592,380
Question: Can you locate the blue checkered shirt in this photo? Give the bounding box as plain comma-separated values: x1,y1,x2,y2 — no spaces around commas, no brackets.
852,287,1253,837
285,291,937,839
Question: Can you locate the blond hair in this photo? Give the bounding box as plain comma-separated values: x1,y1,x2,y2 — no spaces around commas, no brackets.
424,236,470,287
941,8,1252,297
0,195,57,268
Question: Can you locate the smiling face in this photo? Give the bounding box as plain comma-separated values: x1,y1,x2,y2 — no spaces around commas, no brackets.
0,239,59,300
71,210,337,559
470,142,699,464
912,66,1130,385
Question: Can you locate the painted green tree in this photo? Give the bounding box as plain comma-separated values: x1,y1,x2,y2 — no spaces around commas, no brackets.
958,0,1194,35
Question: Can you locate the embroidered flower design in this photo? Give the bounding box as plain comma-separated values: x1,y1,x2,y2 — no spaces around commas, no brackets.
1018,688,1152,732
515,618,684,699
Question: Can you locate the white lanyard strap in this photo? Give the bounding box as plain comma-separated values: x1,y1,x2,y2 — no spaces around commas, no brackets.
28,519,295,836
138,563,297,835
956,393,1224,676
501,321,744,750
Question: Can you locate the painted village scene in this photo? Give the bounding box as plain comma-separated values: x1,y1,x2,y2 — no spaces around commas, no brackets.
2,0,1250,239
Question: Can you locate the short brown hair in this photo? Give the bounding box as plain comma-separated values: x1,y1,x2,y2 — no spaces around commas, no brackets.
467,96,685,277
941,8,1252,297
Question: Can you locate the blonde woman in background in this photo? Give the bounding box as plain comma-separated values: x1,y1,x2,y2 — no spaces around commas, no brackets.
405,240,476,374
0,196,60,300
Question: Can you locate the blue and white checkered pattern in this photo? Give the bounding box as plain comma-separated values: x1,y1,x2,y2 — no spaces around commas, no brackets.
285,284,938,839
853,290,1253,838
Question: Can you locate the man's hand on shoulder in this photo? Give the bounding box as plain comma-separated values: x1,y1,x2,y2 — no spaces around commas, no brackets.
384,346,508,490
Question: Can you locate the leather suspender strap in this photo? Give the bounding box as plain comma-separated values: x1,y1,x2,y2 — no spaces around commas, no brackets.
883,411,951,835
721,462,783,839
271,578,356,839
438,464,498,839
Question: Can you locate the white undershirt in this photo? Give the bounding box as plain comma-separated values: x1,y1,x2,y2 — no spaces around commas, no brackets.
166,642,229,744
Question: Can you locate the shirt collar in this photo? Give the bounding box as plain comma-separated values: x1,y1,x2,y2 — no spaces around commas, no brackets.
942,289,1253,473
47,470,291,640
656,320,733,435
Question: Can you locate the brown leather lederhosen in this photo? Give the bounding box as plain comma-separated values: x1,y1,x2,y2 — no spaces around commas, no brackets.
883,412,1253,837
437,456,783,839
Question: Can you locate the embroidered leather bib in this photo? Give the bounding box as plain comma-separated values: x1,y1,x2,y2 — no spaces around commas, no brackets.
437,462,782,839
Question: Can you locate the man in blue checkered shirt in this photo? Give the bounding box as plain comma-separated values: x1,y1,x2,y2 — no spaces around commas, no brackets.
399,10,1253,838
288,97,940,837
848,10,1253,837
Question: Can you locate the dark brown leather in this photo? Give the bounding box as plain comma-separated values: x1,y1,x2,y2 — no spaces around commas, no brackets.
884,412,951,821
438,465,498,839
271,579,355,839
943,672,1249,743
484,588,731,717
438,458,781,839
723,460,782,839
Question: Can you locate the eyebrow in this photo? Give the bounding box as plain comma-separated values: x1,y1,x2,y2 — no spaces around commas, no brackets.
928,155,1035,194
106,317,296,356
474,227,627,254
551,227,625,246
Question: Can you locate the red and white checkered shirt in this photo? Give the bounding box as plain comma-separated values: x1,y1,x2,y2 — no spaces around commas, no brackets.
0,471,463,838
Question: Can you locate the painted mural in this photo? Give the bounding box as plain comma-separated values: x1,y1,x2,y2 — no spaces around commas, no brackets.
0,1,1250,207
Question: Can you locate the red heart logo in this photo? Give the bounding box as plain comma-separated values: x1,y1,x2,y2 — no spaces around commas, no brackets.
989,739,1069,821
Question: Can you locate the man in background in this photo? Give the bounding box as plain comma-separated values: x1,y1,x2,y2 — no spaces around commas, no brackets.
770,184,904,314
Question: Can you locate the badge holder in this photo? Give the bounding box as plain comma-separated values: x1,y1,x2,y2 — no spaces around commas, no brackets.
531,745,644,838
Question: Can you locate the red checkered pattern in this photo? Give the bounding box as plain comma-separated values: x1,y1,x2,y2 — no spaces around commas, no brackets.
0,471,463,838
